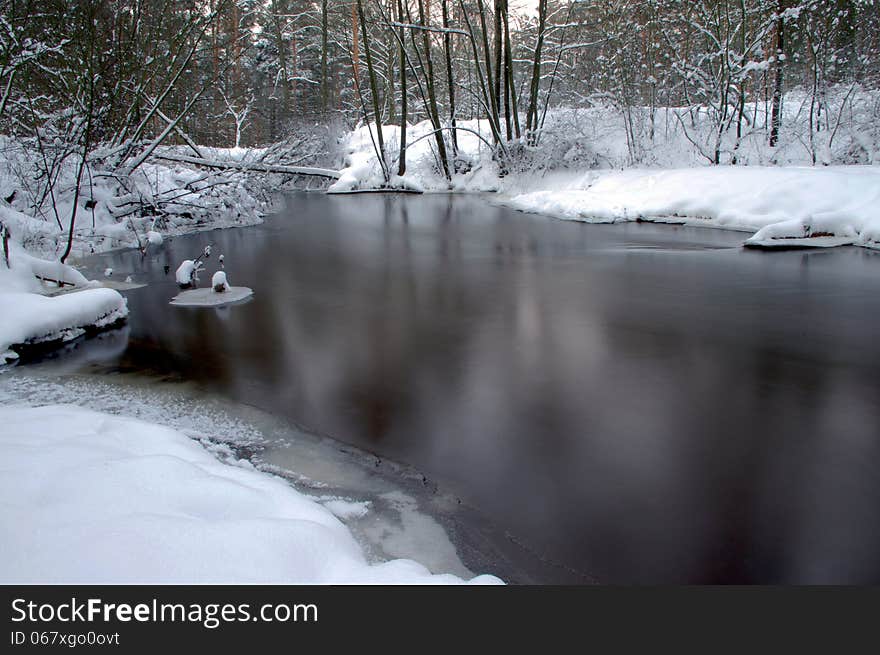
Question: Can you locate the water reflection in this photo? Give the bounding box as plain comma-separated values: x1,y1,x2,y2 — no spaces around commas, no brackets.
75,193,880,583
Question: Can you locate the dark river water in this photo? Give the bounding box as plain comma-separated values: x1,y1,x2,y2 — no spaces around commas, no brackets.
69,192,880,583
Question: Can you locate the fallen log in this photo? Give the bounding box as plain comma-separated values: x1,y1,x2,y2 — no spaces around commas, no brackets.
151,153,341,179
326,188,423,195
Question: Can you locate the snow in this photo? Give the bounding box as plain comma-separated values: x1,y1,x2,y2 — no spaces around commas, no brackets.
211,270,228,292
504,166,880,249
330,95,880,251
170,286,253,307
0,404,502,584
0,374,485,579
100,278,146,291
320,499,372,521
0,240,128,362
175,259,202,286
0,138,270,261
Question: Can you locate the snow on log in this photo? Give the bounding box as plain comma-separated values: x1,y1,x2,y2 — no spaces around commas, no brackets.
151,153,341,179
0,288,128,362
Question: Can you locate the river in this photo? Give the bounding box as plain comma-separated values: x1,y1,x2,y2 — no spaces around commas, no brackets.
11,192,880,583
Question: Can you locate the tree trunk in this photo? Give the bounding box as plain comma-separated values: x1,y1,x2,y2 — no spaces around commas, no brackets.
770,0,785,148
356,0,388,177
397,0,408,176
475,0,499,141
493,0,502,124
502,0,519,139
417,0,451,179
442,0,459,162
321,0,329,113
271,0,291,123
526,0,547,144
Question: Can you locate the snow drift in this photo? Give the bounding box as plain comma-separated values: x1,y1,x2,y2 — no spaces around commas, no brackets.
0,404,501,584
0,240,128,362
505,166,880,250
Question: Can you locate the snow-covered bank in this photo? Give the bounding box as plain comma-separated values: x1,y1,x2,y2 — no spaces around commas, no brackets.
504,166,880,250
0,139,270,261
0,241,127,363
0,403,501,584
330,100,880,250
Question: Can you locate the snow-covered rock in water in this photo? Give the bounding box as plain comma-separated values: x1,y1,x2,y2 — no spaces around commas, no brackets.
103,267,113,277
175,259,202,287
0,404,502,584
211,270,228,292
146,230,163,246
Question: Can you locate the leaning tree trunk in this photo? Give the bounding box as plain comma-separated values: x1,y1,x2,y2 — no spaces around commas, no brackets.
475,0,500,142
356,0,388,179
526,0,548,144
459,0,504,148
417,0,451,179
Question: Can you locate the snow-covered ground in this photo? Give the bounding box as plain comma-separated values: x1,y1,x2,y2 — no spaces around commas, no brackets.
329,96,880,250
504,166,880,250
0,402,501,584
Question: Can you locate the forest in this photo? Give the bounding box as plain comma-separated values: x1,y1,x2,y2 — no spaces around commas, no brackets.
0,0,879,261
3,1,879,164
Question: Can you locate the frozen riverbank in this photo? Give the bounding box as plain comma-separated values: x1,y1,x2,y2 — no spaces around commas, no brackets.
0,396,502,584
331,114,880,250
502,166,880,250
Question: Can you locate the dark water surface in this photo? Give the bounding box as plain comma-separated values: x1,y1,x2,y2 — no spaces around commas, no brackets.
77,193,880,583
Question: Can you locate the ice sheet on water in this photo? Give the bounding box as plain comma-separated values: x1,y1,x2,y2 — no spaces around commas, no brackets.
170,286,253,307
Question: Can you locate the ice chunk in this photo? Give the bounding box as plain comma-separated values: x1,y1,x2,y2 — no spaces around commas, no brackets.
170,286,253,307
